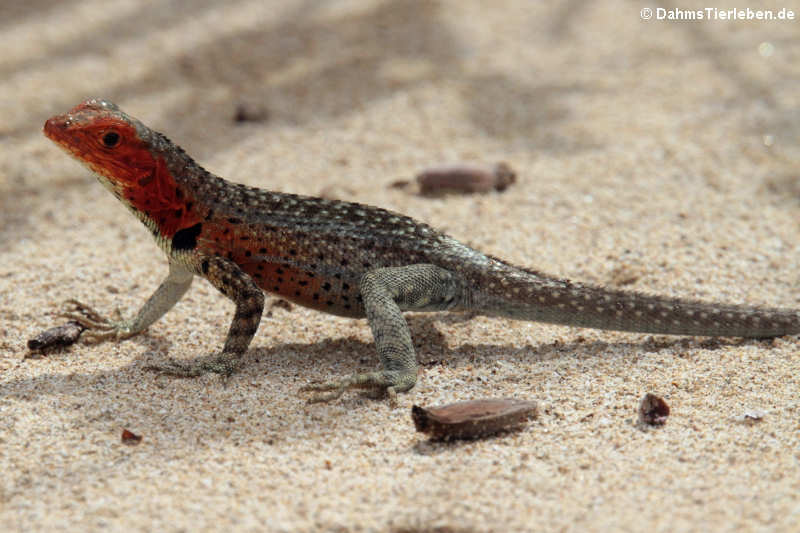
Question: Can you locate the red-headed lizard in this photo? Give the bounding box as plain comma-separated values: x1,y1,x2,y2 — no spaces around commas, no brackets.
43,99,800,402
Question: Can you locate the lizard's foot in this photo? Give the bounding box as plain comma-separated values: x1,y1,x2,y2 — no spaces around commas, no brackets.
300,370,416,404
59,299,134,343
145,353,240,378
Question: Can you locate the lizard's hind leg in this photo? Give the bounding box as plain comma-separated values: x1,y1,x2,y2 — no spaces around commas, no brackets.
301,264,463,403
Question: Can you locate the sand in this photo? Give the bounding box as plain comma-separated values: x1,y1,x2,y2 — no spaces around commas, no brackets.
1,1,799,531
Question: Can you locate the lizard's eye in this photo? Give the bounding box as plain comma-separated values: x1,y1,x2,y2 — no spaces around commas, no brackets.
101,131,121,148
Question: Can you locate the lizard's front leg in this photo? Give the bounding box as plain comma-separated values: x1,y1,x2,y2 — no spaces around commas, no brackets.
62,262,193,342
151,256,264,378
302,264,463,403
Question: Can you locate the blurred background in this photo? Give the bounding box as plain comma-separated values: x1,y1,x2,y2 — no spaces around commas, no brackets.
4,0,799,295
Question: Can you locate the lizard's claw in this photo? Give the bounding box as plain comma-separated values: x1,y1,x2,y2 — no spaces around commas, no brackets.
145,354,239,378
300,370,411,404
299,380,350,403
59,299,132,342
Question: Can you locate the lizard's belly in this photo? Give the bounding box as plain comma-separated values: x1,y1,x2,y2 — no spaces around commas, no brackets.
243,259,366,318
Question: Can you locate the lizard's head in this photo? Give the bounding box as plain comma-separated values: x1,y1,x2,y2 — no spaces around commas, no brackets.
44,99,199,238
44,99,158,196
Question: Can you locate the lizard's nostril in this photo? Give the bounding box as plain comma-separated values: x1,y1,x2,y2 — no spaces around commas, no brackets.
43,116,68,138
43,118,56,137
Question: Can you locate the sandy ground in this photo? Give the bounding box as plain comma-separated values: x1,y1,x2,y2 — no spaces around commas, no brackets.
2,1,800,531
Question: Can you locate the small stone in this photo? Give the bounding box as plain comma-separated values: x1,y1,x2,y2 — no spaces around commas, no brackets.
121,429,142,445
27,321,85,352
638,393,670,426
416,162,517,196
233,102,269,124
388,179,411,189
731,409,766,424
412,398,537,440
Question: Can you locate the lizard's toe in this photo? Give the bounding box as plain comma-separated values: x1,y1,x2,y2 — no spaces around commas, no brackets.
58,300,131,342
59,299,111,327
146,354,239,378
300,380,350,403
145,359,206,378
300,370,413,404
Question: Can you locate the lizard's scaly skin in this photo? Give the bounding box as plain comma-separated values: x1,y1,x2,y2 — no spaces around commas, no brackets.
43,99,800,401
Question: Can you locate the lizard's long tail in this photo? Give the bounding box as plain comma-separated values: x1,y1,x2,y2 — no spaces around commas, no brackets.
467,257,800,338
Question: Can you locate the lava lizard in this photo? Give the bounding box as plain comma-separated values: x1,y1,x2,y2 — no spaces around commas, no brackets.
43,99,800,402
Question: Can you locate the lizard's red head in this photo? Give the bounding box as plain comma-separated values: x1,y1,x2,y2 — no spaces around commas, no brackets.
44,99,199,238
44,99,157,194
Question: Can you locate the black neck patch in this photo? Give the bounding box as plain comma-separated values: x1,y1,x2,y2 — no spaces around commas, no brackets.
172,223,203,251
